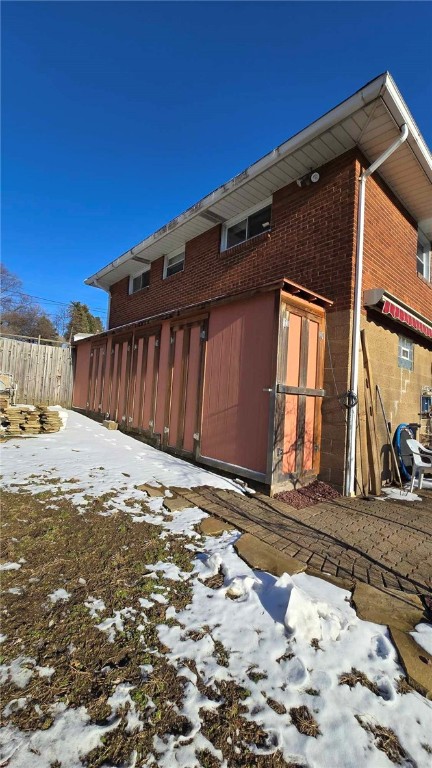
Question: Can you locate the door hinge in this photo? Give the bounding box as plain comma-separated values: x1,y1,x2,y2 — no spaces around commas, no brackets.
314,443,320,452
200,329,207,340
163,426,169,434
193,432,200,440
319,331,325,340
283,316,289,329
155,339,159,347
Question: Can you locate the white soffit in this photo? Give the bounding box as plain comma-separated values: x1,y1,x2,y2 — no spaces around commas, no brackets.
87,73,432,290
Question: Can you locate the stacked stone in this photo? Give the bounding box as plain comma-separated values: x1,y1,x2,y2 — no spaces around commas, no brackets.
38,407,62,433
0,395,10,410
0,406,37,436
0,405,62,436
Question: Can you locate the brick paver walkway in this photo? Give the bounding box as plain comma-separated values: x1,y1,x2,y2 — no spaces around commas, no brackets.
176,486,432,595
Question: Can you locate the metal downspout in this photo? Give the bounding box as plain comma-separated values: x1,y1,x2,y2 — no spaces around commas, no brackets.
344,123,409,496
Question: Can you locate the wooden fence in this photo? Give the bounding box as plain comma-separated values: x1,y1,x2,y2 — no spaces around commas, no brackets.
0,335,73,407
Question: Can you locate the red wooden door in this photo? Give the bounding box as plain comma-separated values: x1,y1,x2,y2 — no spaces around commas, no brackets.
87,341,107,414
127,329,160,434
164,319,206,455
106,335,132,424
273,298,325,486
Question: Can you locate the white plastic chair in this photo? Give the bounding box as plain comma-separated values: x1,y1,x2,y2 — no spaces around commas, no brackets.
406,438,432,492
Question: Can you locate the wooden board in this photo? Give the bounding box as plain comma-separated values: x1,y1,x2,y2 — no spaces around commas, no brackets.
360,330,381,496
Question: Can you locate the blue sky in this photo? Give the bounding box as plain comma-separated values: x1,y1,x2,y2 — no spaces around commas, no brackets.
2,1,432,327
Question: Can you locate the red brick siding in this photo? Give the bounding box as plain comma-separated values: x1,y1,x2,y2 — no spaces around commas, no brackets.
109,151,358,328
108,149,431,331
361,158,431,320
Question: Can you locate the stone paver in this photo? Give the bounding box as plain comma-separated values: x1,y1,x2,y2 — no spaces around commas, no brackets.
177,486,432,595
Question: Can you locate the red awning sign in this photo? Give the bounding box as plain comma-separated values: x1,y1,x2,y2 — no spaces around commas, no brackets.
382,299,432,339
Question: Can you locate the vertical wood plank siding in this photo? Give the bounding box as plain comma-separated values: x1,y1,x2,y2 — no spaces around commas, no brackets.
0,337,73,407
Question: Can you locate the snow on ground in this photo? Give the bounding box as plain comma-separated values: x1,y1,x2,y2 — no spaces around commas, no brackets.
1,409,432,767
1,407,237,507
380,487,422,502
411,623,432,655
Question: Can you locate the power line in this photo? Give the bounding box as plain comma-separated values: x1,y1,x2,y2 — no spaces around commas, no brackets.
6,290,107,315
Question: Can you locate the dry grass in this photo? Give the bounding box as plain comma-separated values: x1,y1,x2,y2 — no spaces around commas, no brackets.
2,484,302,766
289,705,321,738
355,716,414,765
200,680,298,767
339,668,379,695
395,675,412,695
204,571,225,590
267,698,287,715
0,488,195,765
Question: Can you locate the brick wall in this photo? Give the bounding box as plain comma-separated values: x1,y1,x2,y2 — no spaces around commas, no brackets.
109,150,359,329
361,157,431,319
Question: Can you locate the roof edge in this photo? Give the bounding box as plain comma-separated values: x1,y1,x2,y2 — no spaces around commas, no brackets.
86,73,391,289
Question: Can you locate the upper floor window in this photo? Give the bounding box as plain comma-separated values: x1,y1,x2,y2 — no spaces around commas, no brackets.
417,230,431,282
164,248,185,279
221,198,272,251
129,268,150,294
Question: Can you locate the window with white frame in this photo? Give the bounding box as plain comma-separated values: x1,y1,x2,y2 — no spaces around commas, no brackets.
398,336,414,371
129,267,150,294
417,230,431,282
164,249,185,279
221,199,272,251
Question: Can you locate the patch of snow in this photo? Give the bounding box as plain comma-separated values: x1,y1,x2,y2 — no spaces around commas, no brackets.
48,588,71,603
36,665,55,678
411,622,432,655
283,573,353,643
84,596,106,617
8,587,23,595
0,562,21,571
146,561,187,582
150,592,168,605
107,683,144,733
0,702,117,768
0,656,36,688
96,607,136,643
157,537,432,768
3,697,28,717
381,487,422,502
0,409,239,506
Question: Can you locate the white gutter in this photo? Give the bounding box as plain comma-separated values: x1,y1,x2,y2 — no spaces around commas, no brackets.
345,123,409,497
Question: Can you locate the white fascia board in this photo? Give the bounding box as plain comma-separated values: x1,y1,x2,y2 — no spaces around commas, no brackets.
383,74,432,181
